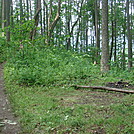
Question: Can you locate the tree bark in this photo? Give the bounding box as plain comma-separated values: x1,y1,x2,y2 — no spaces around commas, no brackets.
101,0,110,72
47,0,62,45
30,0,41,41
19,0,23,23
109,0,114,61
1,0,6,37
94,0,100,64
6,0,11,41
26,0,29,20
126,0,132,69
0,0,2,28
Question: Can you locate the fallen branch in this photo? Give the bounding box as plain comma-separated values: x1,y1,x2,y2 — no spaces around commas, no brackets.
74,85,134,94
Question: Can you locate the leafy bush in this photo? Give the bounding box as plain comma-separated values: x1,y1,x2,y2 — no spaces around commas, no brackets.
4,45,95,86
4,43,134,87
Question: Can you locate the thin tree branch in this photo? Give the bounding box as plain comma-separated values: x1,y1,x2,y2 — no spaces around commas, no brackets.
49,0,61,33
70,0,84,35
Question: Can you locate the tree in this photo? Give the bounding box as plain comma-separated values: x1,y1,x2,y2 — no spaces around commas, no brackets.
109,0,114,61
19,0,23,23
94,0,100,64
1,0,6,37
0,0,2,28
46,0,62,45
0,0,133,69
1,0,11,41
126,0,132,69
30,0,41,41
26,0,29,21
101,0,110,72
5,0,11,41
66,0,84,50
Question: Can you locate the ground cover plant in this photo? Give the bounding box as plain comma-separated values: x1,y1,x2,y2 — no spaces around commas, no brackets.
3,45,134,134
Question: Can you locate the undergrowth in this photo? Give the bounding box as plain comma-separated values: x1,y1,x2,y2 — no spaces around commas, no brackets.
4,44,134,86
4,45,99,86
2,43,134,134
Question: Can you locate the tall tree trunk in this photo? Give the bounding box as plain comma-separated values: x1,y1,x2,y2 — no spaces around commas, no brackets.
101,0,110,72
0,0,2,28
94,0,100,64
30,0,41,41
76,19,81,51
126,0,132,69
85,27,88,52
114,20,117,62
40,9,43,35
47,0,62,45
10,0,13,26
121,6,127,70
43,0,48,40
109,0,114,61
29,0,33,19
5,0,11,41
1,0,6,36
26,0,29,20
20,0,23,23
122,28,126,70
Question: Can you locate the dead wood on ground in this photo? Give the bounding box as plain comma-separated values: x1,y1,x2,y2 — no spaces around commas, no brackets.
74,85,134,94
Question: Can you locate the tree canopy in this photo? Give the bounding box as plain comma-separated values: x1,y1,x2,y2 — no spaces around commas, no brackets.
0,0,133,70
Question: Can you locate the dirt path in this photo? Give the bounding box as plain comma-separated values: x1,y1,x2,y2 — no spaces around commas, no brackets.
0,63,20,134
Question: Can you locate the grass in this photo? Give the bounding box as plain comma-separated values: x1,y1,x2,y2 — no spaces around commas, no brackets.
5,83,134,134
3,45,134,134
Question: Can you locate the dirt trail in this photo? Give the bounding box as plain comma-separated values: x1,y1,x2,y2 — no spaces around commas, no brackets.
0,63,20,134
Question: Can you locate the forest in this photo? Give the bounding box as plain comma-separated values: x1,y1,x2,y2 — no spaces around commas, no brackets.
0,0,134,134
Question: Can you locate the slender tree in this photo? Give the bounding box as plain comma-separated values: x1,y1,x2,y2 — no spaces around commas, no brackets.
101,0,110,72
5,0,11,41
26,0,29,20
0,0,2,28
1,0,6,36
94,0,100,64
66,0,84,50
47,0,62,45
126,0,132,69
19,0,23,23
30,0,41,41
110,0,114,61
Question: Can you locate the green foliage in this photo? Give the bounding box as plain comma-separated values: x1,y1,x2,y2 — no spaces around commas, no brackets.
10,20,34,41
108,66,134,85
4,45,95,86
0,37,7,63
4,43,134,87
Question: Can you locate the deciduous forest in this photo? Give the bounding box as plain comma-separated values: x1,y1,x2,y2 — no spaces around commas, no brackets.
0,0,134,134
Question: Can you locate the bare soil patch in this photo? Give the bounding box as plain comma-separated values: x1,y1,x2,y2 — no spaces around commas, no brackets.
60,90,125,107
0,63,20,134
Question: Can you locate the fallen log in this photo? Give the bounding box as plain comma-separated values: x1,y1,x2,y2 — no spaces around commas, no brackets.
74,85,134,94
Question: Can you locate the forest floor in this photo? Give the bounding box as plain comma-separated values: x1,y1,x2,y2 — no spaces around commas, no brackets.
0,62,134,133
0,63,20,134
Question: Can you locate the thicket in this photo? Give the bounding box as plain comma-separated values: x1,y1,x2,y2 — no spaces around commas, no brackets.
1,41,134,87
3,44,93,86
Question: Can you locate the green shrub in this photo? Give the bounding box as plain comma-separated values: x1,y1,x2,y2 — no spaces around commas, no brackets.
4,45,94,86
